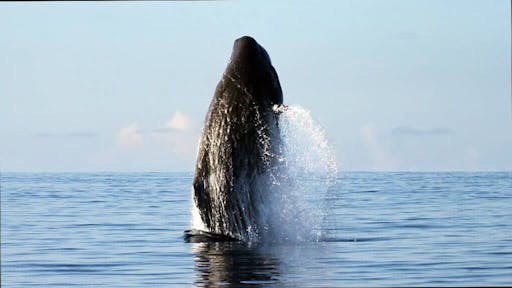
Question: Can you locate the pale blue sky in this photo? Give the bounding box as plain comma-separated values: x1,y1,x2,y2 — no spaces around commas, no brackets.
1,0,510,172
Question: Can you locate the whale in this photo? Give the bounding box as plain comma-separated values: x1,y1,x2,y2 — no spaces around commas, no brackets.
190,36,283,241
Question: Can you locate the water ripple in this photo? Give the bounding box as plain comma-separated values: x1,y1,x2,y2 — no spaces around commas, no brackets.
1,172,511,287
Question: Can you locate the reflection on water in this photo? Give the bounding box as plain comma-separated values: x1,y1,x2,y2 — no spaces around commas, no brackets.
191,241,280,287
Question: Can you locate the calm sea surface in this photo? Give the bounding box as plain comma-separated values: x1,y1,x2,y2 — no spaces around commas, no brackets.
1,172,511,287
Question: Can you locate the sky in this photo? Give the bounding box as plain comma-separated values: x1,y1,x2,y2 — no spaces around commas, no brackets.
0,0,510,172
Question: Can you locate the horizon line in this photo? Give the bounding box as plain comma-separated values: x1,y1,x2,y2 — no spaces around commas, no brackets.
1,170,510,174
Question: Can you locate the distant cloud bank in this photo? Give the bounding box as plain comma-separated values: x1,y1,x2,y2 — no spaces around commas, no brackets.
35,132,99,138
391,126,454,136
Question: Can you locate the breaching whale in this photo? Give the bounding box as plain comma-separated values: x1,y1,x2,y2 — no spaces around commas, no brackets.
190,36,283,241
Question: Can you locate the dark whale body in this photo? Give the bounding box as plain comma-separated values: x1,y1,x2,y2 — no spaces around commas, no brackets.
192,36,283,241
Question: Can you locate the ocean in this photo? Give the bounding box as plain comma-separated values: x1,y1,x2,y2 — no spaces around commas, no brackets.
1,171,511,287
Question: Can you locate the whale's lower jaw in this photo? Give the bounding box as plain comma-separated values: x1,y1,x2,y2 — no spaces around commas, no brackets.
184,229,238,243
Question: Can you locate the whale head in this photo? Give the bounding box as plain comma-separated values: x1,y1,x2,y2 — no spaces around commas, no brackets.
224,36,283,107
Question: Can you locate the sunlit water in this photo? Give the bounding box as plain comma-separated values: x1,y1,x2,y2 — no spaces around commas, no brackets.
2,172,511,287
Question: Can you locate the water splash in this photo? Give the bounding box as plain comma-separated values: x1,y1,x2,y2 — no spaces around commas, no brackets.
275,105,337,179
264,105,338,242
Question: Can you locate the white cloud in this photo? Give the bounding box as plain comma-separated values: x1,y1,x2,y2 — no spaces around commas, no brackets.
361,123,397,171
114,113,199,170
155,112,198,157
166,111,191,131
117,122,143,146
464,145,480,170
